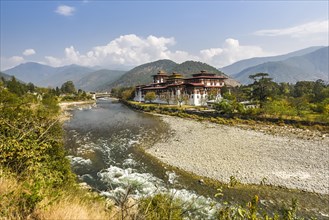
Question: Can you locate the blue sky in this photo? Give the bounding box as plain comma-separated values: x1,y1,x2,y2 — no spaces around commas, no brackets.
1,0,328,70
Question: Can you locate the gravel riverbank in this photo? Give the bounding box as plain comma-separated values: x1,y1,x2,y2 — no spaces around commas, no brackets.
146,115,329,194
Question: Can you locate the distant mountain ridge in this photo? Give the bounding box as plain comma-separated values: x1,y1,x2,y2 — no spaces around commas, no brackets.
4,62,126,91
220,46,324,76
231,46,328,84
4,46,327,90
76,69,126,91
4,62,58,85
105,60,240,90
4,62,94,87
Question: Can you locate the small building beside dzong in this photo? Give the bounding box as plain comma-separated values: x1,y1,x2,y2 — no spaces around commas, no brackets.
134,70,228,106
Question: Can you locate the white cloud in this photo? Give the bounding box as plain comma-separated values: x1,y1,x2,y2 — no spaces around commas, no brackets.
0,56,25,70
44,56,62,67
254,20,329,37
42,35,270,68
2,35,272,70
55,5,75,16
23,49,36,56
43,34,196,67
200,38,269,67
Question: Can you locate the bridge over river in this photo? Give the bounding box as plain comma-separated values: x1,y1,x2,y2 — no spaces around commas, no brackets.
91,92,112,99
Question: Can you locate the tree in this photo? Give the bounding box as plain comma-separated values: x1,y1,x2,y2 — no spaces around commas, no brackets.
175,94,189,107
60,81,76,94
122,88,135,100
160,91,171,105
249,73,278,107
207,88,218,101
313,79,326,102
27,82,35,93
293,81,314,98
55,86,61,96
6,77,27,96
144,91,156,103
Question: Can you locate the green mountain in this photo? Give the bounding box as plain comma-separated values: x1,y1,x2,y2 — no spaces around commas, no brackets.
220,46,324,76
171,61,222,76
106,59,178,89
76,69,126,91
234,47,329,84
105,60,240,90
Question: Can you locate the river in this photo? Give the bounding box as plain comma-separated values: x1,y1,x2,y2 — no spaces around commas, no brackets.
63,98,218,218
63,98,329,219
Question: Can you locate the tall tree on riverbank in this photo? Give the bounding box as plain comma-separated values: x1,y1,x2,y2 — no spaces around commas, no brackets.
61,81,76,94
249,73,278,107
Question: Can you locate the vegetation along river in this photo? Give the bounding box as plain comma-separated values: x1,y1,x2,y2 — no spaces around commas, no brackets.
64,98,329,219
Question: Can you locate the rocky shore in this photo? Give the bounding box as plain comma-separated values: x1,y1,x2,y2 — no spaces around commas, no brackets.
146,115,329,194
59,100,96,122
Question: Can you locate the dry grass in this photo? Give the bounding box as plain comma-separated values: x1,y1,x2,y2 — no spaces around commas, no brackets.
0,168,119,220
33,194,114,220
0,169,18,195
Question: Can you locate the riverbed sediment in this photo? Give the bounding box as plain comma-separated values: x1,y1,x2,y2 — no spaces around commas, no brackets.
146,115,329,194
59,100,96,121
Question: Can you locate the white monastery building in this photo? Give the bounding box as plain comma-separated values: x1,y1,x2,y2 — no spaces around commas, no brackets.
134,70,228,106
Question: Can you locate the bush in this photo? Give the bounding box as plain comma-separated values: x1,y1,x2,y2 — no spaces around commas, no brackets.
138,193,183,220
0,89,76,218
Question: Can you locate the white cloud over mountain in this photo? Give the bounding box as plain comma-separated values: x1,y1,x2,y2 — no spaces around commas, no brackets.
55,5,75,16
41,35,267,68
200,38,268,67
1,56,25,70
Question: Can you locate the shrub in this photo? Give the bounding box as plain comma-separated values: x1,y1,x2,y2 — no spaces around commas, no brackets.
144,92,157,103
138,193,183,220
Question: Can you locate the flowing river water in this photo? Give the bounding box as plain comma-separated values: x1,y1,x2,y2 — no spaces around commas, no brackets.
64,98,329,219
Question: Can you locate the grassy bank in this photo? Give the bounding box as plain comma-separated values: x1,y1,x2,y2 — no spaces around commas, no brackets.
122,100,329,134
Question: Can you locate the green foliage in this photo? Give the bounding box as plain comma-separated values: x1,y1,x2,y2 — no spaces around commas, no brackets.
228,176,239,188
139,193,183,220
0,90,74,185
144,91,157,103
216,195,260,220
214,98,245,115
0,83,76,218
171,60,226,78
280,198,304,220
215,195,304,220
2,76,34,96
263,100,297,118
249,73,279,106
111,86,135,100
121,87,135,100
60,80,76,94
217,73,329,123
